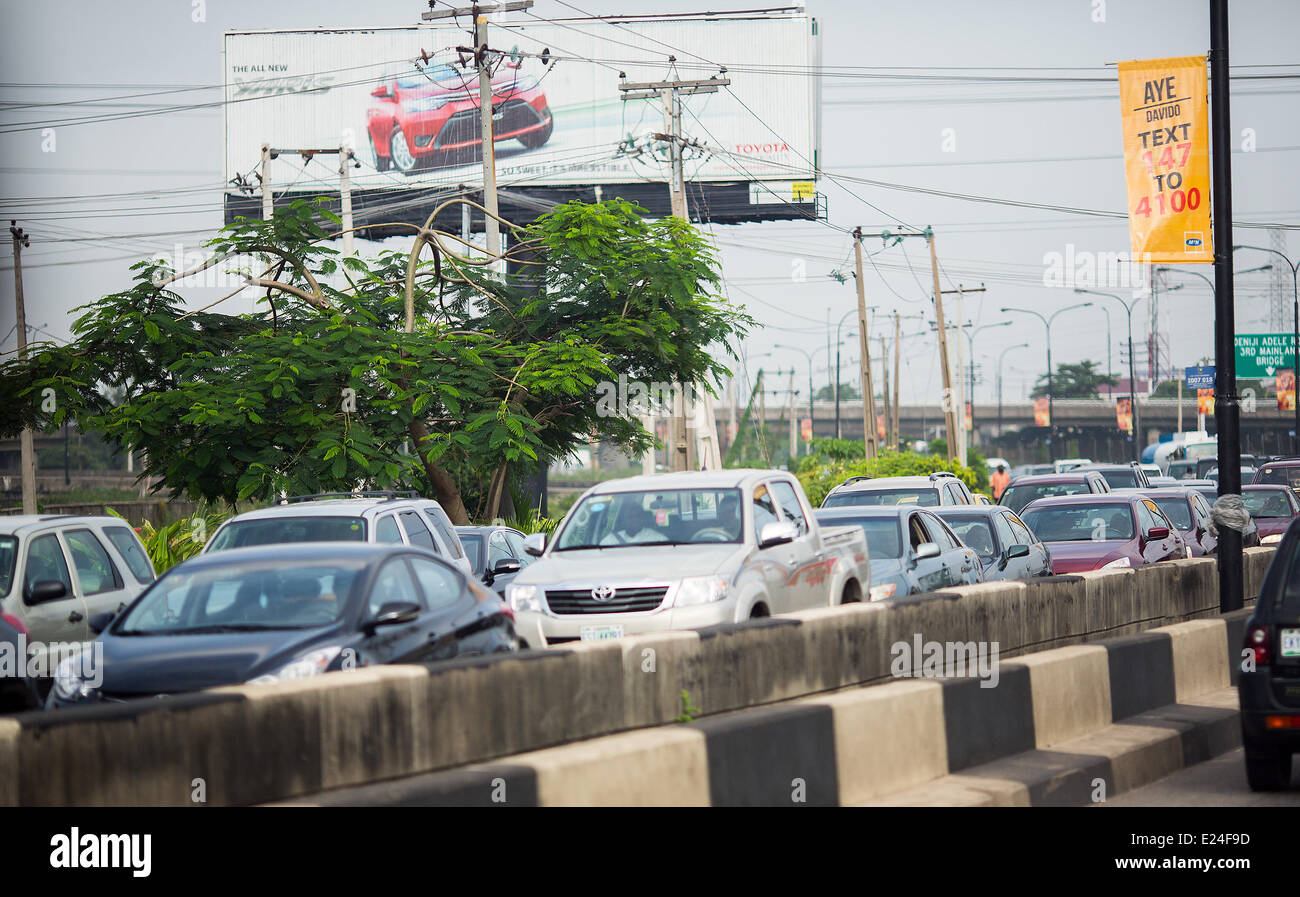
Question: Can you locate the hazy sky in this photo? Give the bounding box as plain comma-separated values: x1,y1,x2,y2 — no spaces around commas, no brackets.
2,0,1297,407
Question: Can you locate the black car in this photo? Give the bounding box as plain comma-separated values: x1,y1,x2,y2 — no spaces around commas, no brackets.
1077,462,1152,490
455,525,534,597
1240,515,1300,790
46,543,517,707
933,506,1052,581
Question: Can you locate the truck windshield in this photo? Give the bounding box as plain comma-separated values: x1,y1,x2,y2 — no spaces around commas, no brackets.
554,488,742,549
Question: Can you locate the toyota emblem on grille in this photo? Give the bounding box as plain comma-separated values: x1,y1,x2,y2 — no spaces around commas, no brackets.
591,585,616,602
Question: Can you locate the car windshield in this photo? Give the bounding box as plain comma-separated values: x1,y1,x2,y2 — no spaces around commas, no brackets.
1000,482,1088,513
115,561,363,634
1099,470,1140,489
1150,496,1193,530
458,533,485,573
0,535,15,598
208,516,367,551
554,488,742,549
1243,491,1294,518
1257,466,1300,491
823,488,938,508
830,517,904,559
1020,504,1135,542
940,516,997,559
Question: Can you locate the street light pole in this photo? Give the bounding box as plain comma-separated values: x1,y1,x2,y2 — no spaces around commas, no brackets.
1233,246,1300,453
1074,289,1146,461
997,342,1031,442
832,307,855,439
774,343,834,456
1002,302,1092,461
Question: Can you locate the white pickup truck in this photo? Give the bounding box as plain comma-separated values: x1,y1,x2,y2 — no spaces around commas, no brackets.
506,469,870,647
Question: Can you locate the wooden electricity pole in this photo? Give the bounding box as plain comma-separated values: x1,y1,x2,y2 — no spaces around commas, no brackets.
928,230,958,461
9,221,35,514
852,227,878,458
892,312,902,448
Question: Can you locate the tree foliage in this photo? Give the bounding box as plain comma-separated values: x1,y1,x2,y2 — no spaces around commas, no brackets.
1030,360,1117,399
0,197,751,522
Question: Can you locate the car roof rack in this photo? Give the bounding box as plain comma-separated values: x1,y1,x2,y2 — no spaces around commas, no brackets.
842,475,873,485
929,471,957,480
277,490,420,505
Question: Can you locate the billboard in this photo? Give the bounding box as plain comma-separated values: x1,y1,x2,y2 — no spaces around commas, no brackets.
222,16,819,199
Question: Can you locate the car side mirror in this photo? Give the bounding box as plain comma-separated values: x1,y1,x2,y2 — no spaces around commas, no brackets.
523,533,546,557
88,611,116,635
1146,526,1170,540
493,558,522,576
758,521,797,549
1006,544,1030,560
909,541,941,568
363,600,420,634
370,84,391,98
25,580,67,605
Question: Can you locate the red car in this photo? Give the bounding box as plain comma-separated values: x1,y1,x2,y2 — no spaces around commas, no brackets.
1019,493,1186,574
366,61,553,173
1241,484,1300,544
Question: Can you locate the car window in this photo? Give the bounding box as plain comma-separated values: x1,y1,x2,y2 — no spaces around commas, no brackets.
375,515,404,545
943,516,996,558
770,481,809,535
1007,514,1037,545
409,556,464,611
208,516,366,551
1150,495,1193,530
1020,504,1135,542
63,529,122,595
926,514,962,550
907,513,930,550
488,531,514,565
103,525,155,583
0,536,16,599
1242,490,1295,518
753,483,780,531
422,507,465,560
398,511,437,551
505,531,532,565
458,533,485,574
1135,501,1164,533
999,482,1090,513
368,558,422,615
834,516,904,559
992,512,1018,549
823,488,939,507
24,533,73,601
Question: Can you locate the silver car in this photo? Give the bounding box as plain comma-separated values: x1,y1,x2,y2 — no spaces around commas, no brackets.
932,506,1052,581
821,472,977,508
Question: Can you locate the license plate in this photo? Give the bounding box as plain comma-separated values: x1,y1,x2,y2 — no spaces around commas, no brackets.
1282,628,1300,658
580,624,624,642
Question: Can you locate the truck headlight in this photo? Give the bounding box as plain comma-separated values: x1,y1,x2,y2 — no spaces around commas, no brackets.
248,646,342,685
868,583,896,601
1100,556,1132,569
674,576,728,607
1262,533,1282,545
508,584,542,613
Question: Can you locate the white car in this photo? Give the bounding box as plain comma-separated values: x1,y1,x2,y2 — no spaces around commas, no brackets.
0,515,155,653
203,491,474,579
506,469,870,647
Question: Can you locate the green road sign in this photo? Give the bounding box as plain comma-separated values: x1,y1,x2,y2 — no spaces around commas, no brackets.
1235,333,1295,378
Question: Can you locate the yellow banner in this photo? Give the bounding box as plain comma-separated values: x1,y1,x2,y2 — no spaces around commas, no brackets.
1116,397,1133,433
1118,55,1213,263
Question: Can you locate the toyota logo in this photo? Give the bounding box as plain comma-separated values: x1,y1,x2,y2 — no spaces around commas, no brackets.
591,585,616,602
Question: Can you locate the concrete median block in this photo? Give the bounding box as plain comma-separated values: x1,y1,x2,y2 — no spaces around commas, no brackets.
1150,618,1229,702
1102,631,1176,720
524,727,710,806
948,582,1025,657
1243,546,1276,603
1017,645,1111,748
1055,722,1184,796
787,601,895,688
0,719,17,806
1080,569,1139,639
1019,576,1088,653
940,663,1035,772
620,630,702,729
859,774,1029,807
807,680,946,805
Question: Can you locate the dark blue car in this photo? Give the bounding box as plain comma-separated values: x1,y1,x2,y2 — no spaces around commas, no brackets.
47,542,517,707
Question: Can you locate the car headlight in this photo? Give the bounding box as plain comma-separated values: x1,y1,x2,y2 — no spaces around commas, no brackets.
868,583,897,601
402,95,455,113
1262,533,1282,545
674,575,729,607
1100,556,1132,569
247,646,343,686
52,651,99,702
507,584,542,614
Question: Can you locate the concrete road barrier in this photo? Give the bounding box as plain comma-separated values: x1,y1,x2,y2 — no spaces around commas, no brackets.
2,549,1273,807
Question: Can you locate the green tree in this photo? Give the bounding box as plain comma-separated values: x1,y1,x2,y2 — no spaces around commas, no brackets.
1030,361,1117,399
813,381,860,402
0,198,751,523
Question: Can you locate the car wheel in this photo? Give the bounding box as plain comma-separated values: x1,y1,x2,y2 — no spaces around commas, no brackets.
517,114,553,149
840,580,862,604
389,124,419,173
1244,748,1292,791
369,131,390,172
748,603,770,619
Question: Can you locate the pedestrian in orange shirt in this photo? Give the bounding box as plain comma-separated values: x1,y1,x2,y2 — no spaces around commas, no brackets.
990,464,1010,501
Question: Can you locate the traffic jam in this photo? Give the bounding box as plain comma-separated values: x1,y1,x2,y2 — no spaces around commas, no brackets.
3,447,1295,711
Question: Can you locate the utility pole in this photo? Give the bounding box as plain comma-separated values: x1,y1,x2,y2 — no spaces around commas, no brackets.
928,231,958,461
852,228,878,458
9,221,35,514
620,70,728,470
424,2,534,269
937,284,986,464
880,335,891,450
1210,0,1242,613
892,312,901,449
338,145,356,255
260,143,273,221
787,369,797,463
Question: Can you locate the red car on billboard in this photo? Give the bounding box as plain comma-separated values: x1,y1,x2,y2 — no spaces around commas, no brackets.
366,61,553,173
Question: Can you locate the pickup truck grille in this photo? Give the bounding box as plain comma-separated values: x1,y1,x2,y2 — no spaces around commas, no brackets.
545,586,668,615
